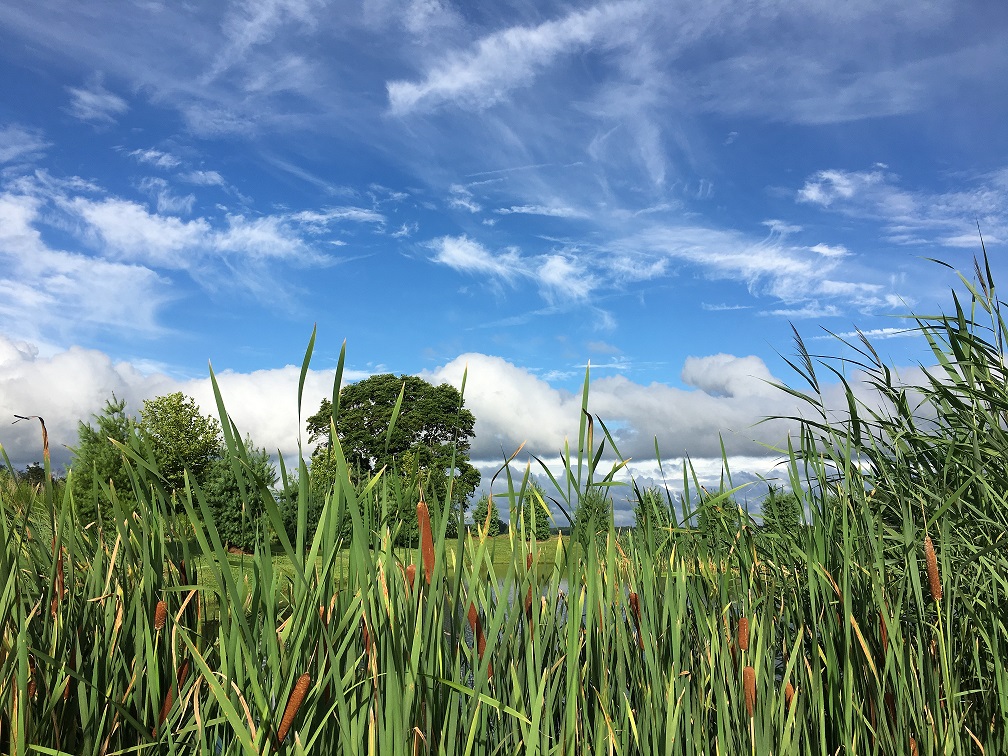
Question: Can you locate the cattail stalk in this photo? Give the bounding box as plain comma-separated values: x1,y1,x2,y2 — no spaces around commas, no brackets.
524,554,534,625
417,499,435,585
51,538,64,618
277,673,311,746
924,535,942,603
743,665,756,718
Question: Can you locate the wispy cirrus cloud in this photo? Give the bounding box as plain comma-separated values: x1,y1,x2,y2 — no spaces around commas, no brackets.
0,192,169,342
128,148,182,169
429,235,600,304
0,124,50,164
430,235,521,280
797,166,1008,247
496,204,587,219
66,79,129,124
386,2,645,114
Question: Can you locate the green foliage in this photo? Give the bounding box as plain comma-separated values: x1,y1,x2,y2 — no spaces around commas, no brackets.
695,492,744,553
518,479,552,540
201,439,277,553
7,251,1008,754
572,486,612,548
139,391,222,494
69,395,138,525
759,484,802,533
307,373,480,510
471,493,502,537
632,485,673,531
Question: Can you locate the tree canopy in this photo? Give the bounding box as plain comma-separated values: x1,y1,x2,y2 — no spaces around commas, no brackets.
70,396,138,524
307,374,480,508
139,392,222,494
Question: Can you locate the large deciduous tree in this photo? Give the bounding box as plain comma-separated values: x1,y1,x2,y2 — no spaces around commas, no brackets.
139,392,222,494
307,374,480,509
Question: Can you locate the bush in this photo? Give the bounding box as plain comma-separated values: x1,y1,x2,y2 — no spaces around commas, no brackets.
520,481,552,541
69,396,139,528
202,441,277,553
572,487,611,548
471,493,503,537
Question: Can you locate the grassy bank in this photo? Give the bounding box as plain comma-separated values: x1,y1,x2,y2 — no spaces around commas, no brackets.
2,253,1008,755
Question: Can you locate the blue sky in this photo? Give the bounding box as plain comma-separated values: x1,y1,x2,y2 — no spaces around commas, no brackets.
2,0,1006,521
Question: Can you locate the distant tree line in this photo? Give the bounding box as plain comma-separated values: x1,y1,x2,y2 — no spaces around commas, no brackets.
67,373,482,551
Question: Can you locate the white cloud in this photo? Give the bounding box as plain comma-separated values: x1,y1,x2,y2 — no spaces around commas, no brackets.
0,192,169,342
624,224,835,304
795,166,1008,249
496,204,587,219
387,2,644,114
0,336,173,471
0,124,50,164
289,207,385,230
0,335,371,472
537,254,596,302
764,302,842,319
181,170,227,186
128,148,181,169
680,354,776,399
423,351,800,475
71,196,211,267
429,235,522,280
1,340,919,526
811,327,920,341
763,219,803,236
702,302,750,312
66,80,129,124
798,169,885,206
66,196,340,268
204,0,324,83
391,222,418,238
448,184,481,213
809,243,850,258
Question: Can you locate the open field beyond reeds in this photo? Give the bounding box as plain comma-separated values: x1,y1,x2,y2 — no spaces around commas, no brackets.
3,254,1008,755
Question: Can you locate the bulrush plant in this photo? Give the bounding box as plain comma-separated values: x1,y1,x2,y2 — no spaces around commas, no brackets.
2,254,1008,754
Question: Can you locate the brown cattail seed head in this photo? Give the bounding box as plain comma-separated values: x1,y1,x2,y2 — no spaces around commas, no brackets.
738,616,750,652
405,564,416,591
743,665,756,717
277,673,311,746
154,600,168,631
924,535,942,603
629,592,643,650
361,616,371,656
910,736,918,756
155,661,190,735
467,603,492,679
784,681,795,710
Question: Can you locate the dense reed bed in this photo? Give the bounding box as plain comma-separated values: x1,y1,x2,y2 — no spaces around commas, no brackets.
2,254,1007,754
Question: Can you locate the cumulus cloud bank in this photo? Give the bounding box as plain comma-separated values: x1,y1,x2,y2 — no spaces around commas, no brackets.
2,336,805,478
